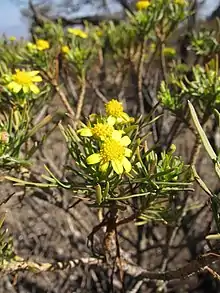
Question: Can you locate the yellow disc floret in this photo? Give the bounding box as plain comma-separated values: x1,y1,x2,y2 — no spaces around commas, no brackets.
14,71,33,85
105,99,124,117
92,123,114,140
100,138,125,162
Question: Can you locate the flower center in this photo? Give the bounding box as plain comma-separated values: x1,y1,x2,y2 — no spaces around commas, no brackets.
100,138,125,162
92,123,114,139
14,71,32,85
105,100,124,117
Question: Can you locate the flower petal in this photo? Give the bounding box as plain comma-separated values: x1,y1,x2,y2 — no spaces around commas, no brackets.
78,127,93,137
112,130,122,140
32,76,42,82
121,112,131,121
8,82,22,93
112,160,123,174
22,85,29,93
7,81,16,90
121,136,131,146
29,71,40,76
125,148,132,157
107,116,116,126
122,157,132,173
30,84,40,94
99,162,109,172
87,153,101,165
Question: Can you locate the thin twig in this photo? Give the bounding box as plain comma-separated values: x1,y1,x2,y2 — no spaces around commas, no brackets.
137,41,146,115
2,252,220,282
54,84,75,120
74,75,86,128
40,70,75,120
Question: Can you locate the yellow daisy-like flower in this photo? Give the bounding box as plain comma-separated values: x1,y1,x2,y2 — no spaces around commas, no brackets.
136,0,151,10
36,39,50,51
7,69,42,94
68,28,88,39
62,45,70,54
87,132,132,174
78,122,115,140
105,99,131,124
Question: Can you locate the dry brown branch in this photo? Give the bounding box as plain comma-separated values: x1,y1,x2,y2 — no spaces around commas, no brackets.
1,252,220,282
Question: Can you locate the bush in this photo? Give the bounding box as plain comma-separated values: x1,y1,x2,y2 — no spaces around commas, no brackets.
1,0,220,292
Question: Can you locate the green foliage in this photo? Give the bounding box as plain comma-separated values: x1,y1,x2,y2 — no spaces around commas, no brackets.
190,28,220,56
0,214,14,264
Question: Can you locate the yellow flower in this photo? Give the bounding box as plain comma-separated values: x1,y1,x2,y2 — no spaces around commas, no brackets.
96,30,103,37
136,0,151,10
162,47,176,57
87,132,132,174
174,0,187,5
78,122,115,140
9,36,16,41
150,43,156,52
62,45,70,54
94,27,103,37
7,69,42,94
36,39,50,51
68,28,88,39
105,99,131,124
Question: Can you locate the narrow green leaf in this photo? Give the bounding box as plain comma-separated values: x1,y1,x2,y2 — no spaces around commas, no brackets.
4,176,57,187
188,101,220,178
206,234,220,240
27,115,52,138
44,165,71,189
95,184,102,204
192,166,213,197
188,101,216,160
214,109,220,127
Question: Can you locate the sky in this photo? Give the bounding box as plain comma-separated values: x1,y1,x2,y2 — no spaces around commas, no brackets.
0,0,219,38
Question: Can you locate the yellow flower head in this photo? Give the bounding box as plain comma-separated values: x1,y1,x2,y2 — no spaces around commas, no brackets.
136,0,151,10
96,30,103,37
78,121,124,141
7,69,42,94
162,47,176,57
92,123,114,139
62,45,70,54
106,99,124,117
174,0,187,5
36,39,50,51
68,28,88,39
9,36,16,41
87,131,132,174
105,99,132,124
